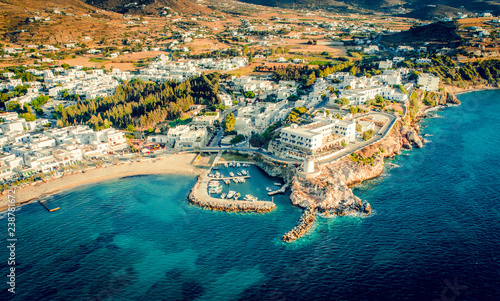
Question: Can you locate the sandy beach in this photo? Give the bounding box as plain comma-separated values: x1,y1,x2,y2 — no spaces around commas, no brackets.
1,153,207,213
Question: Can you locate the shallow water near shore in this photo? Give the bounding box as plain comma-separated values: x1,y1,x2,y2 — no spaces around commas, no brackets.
2,90,500,300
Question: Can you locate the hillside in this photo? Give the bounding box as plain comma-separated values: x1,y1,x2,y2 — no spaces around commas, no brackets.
84,0,212,15
237,0,500,19
380,21,463,48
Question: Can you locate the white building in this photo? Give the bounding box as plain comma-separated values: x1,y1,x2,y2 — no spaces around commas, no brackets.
378,60,393,70
417,73,440,92
278,116,355,159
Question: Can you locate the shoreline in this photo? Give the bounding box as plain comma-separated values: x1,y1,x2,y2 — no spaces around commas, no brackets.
445,84,499,96
1,154,206,213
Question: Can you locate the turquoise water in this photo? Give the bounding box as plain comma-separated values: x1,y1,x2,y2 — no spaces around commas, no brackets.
1,90,500,300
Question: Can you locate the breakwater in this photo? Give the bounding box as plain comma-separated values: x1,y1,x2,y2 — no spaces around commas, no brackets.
282,208,316,242
188,175,276,213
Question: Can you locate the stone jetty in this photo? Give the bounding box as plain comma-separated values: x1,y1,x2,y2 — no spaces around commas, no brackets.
282,208,316,243
188,175,276,213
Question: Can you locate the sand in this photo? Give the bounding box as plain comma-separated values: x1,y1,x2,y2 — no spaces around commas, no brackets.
0,153,207,212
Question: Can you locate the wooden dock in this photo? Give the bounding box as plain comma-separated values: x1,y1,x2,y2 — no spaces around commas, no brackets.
38,201,60,212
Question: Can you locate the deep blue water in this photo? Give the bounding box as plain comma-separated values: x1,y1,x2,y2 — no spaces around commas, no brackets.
1,90,500,301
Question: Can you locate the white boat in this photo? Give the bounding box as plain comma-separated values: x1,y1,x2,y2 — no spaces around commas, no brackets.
241,170,247,175
224,163,228,167
221,193,227,199
239,177,245,183
244,194,258,202
227,191,236,198
273,183,282,186
237,162,241,167
229,172,235,177
209,181,220,187
237,172,242,176
234,192,241,200
266,187,272,192
223,179,230,185
209,187,222,194
233,178,239,183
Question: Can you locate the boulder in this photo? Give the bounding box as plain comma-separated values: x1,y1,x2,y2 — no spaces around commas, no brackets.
406,130,423,148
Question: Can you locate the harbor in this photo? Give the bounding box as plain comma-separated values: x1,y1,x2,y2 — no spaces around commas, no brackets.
189,160,283,213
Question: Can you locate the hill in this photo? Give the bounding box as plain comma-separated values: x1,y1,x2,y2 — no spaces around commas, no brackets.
236,0,500,19
379,21,463,48
84,0,211,15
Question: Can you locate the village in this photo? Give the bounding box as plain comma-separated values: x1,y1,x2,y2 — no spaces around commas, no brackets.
0,44,443,188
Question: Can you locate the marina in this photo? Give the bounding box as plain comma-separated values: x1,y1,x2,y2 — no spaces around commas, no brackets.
189,160,286,212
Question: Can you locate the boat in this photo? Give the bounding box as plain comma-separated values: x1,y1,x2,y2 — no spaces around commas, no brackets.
237,162,241,167
233,178,239,183
234,192,241,200
239,177,245,183
241,170,247,175
266,187,272,192
244,194,258,202
209,181,220,187
209,187,222,194
224,163,228,167
273,183,282,186
227,191,236,198
229,172,235,177
221,193,227,199
237,172,242,176
223,179,230,185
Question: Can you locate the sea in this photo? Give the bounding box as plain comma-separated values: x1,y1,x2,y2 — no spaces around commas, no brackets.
1,90,499,301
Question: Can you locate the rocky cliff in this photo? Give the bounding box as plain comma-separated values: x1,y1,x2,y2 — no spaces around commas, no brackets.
289,117,424,217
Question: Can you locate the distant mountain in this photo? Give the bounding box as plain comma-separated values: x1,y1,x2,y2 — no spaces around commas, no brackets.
237,0,500,19
84,0,211,15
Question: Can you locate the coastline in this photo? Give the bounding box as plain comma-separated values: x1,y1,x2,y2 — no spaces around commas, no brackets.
444,84,499,96
0,153,205,213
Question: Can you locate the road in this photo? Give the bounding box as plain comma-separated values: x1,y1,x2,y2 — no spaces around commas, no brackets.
316,111,398,165
156,111,398,167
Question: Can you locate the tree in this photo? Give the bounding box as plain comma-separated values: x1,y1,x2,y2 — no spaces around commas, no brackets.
349,106,359,114
336,98,350,106
249,134,266,147
126,124,135,134
350,66,358,76
19,112,36,121
286,112,299,123
294,107,307,114
224,112,236,133
230,134,245,144
244,91,255,98
356,123,362,132
305,72,316,86
6,101,21,112
363,129,375,141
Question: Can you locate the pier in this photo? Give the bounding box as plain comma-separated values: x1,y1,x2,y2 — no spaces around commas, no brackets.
268,182,290,196
38,201,60,212
211,175,251,180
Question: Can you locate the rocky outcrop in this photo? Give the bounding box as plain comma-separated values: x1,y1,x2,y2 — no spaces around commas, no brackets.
405,129,423,148
290,157,377,216
413,89,460,106
254,154,295,182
